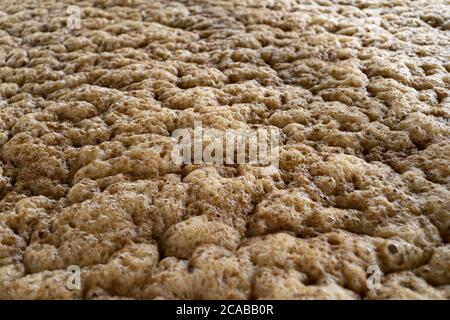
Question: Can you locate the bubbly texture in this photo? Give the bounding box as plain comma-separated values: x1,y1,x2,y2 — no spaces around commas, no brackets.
0,0,449,299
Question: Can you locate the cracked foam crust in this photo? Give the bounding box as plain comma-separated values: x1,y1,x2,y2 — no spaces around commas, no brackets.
0,0,449,299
